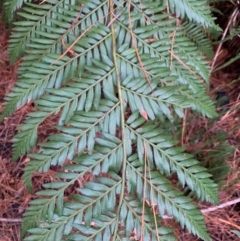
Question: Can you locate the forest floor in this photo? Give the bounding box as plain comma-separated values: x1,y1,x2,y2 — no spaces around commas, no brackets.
1,11,240,241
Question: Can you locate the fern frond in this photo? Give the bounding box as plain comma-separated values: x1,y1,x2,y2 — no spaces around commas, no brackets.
11,55,115,160
120,195,176,240
178,87,218,118
2,0,221,240
1,1,112,119
125,112,219,203
2,0,31,21
113,4,214,95
126,157,211,241
22,174,121,239
7,0,105,62
180,21,214,59
167,0,219,29
22,100,121,191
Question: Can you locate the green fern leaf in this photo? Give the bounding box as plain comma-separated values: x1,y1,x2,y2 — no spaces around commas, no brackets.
11,57,114,160
168,0,219,29
125,157,212,241
180,21,214,59
126,112,219,203
3,0,31,21
22,174,121,240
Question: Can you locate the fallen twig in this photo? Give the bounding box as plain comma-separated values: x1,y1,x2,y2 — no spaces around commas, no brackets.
211,8,239,71
162,197,240,219
0,218,22,222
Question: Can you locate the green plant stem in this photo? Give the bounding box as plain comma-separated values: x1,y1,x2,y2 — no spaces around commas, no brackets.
109,0,127,239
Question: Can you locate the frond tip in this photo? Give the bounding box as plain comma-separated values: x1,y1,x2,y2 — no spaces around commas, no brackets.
3,0,31,22
168,0,219,30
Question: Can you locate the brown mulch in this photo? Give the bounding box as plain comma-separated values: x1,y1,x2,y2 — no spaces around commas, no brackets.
1,11,240,241
0,13,29,241
0,17,21,241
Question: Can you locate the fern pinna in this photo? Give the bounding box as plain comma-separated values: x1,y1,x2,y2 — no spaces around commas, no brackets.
1,0,220,240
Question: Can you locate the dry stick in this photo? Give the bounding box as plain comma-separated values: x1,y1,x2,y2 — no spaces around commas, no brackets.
134,46,154,94
0,218,22,223
162,197,240,219
107,12,121,27
145,142,161,241
168,50,205,86
169,26,178,70
127,5,154,95
127,2,154,239
181,109,187,146
70,6,83,30
218,217,240,230
60,6,84,57
169,17,181,69
61,38,77,57
211,8,239,71
201,197,240,214
141,141,147,241
51,4,124,66
51,24,93,66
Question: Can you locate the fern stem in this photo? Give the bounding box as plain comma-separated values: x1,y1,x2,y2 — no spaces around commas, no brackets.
109,0,127,239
